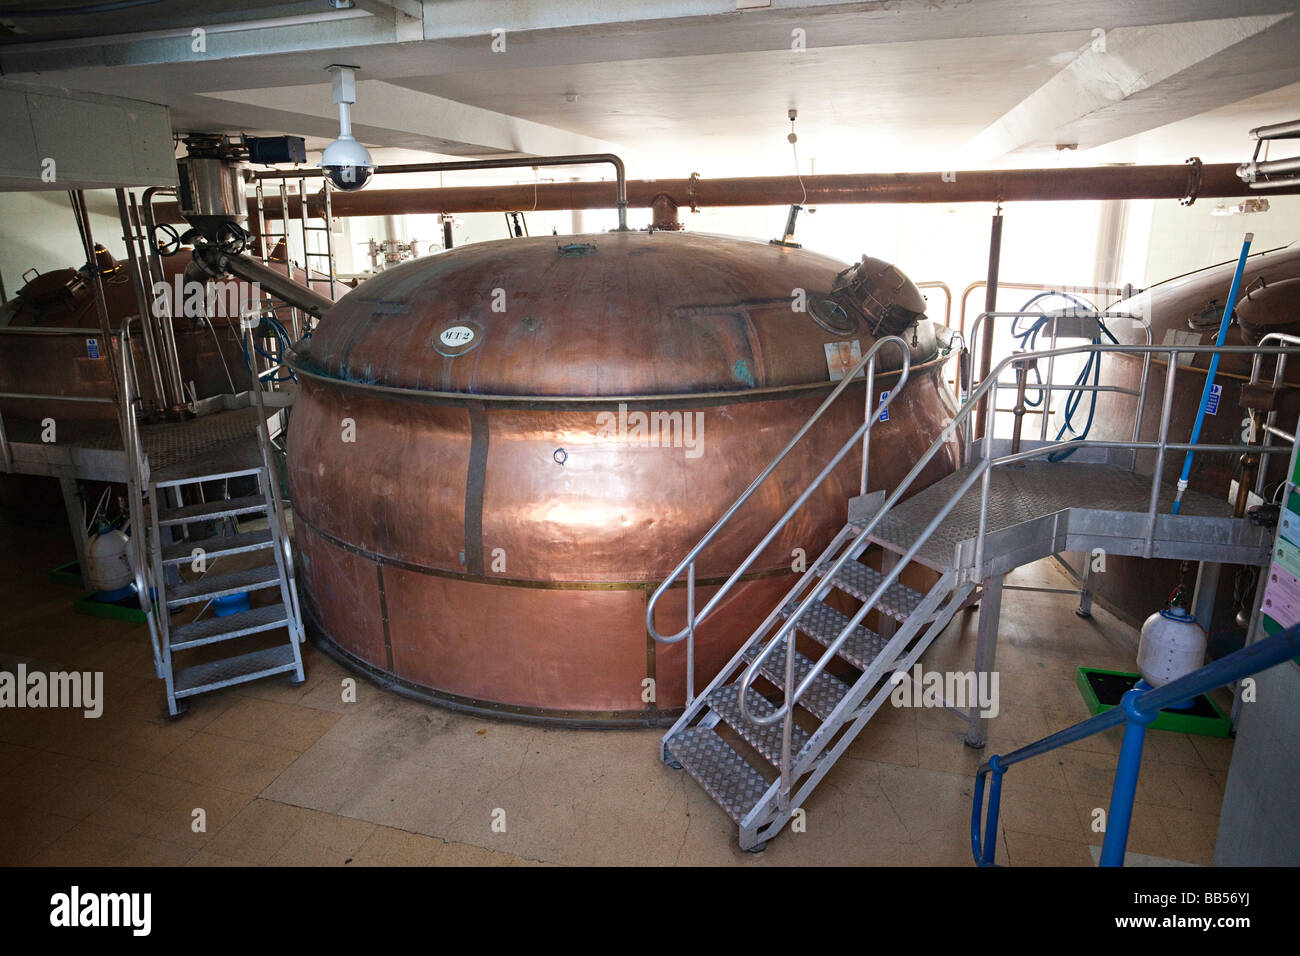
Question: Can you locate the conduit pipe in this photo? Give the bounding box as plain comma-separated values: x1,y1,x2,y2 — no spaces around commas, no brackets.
154,162,1299,226
254,152,629,230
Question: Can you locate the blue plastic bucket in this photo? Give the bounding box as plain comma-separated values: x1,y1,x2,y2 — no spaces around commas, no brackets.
213,591,251,617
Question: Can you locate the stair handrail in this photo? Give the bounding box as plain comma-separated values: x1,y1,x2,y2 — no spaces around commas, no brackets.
1249,331,1300,499
961,308,1149,453
116,325,166,678
243,322,306,642
737,339,1300,736
645,335,913,700
972,622,1300,867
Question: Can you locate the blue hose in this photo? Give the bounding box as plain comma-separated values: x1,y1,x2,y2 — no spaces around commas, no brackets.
242,314,297,383
1009,291,1117,461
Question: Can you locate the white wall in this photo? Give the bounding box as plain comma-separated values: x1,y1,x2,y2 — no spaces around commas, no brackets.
0,189,125,301
1145,194,1300,284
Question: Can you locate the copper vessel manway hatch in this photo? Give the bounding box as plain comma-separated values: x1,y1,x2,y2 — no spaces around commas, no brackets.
287,230,961,724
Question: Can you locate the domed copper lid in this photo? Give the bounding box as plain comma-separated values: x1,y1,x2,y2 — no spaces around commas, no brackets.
297,231,935,399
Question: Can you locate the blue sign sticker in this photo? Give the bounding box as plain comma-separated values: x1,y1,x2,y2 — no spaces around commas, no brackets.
1206,382,1222,415
879,390,891,422
86,338,100,360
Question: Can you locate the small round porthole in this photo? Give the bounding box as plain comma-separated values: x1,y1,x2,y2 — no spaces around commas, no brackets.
809,296,858,335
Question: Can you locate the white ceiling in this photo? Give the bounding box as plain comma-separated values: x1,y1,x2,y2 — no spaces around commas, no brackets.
389,31,1094,175
1,0,1298,178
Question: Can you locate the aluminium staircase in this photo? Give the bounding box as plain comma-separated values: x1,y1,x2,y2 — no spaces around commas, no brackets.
109,323,307,716
147,462,305,716
663,520,976,850
649,327,1293,851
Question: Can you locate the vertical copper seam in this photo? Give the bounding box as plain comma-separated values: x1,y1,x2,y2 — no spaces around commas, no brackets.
376,562,394,671
643,585,658,719
463,401,489,574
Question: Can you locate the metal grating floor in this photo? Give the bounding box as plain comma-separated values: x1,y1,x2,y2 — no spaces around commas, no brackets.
870,460,1238,572
141,407,263,479
4,406,263,481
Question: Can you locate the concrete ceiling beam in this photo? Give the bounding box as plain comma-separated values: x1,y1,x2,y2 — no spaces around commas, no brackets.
961,14,1293,162
198,78,624,157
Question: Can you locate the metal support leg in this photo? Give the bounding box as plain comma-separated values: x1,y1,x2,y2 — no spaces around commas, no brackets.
964,572,1003,748
58,475,90,579
1076,553,1094,619
1191,561,1221,633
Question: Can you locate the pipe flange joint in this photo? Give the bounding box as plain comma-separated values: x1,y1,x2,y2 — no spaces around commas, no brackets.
1181,157,1203,206
190,244,229,280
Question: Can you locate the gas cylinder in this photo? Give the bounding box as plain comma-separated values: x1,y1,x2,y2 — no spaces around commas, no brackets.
1137,604,1207,687
85,528,134,601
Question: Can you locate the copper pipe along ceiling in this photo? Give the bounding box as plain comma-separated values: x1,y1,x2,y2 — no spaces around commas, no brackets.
255,151,630,230
154,162,1297,225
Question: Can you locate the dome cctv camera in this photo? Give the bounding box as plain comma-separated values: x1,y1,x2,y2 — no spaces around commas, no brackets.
322,64,375,191
321,134,375,191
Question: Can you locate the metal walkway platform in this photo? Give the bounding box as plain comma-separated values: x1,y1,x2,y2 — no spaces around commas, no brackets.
3,405,265,483
869,459,1272,577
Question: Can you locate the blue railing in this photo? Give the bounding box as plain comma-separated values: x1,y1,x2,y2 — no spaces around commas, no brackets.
972,623,1300,867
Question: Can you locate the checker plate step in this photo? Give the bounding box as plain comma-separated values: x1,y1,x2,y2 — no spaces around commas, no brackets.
705,684,813,767
664,727,771,826
786,600,892,671
167,563,281,606
741,642,851,723
170,602,289,650
161,527,274,564
821,560,925,621
173,643,299,697
158,494,266,526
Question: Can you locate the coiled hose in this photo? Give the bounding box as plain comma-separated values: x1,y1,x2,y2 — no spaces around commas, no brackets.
242,314,297,384
1010,291,1118,462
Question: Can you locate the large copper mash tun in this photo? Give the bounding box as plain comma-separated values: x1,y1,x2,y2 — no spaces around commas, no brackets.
287,230,961,724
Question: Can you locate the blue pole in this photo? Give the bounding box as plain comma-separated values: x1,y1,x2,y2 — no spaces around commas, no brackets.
1099,685,1158,866
1171,232,1253,514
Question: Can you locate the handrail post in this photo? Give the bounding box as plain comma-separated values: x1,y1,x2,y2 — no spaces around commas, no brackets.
1130,325,1153,473
861,353,876,495
780,620,795,808
1144,351,1178,557
971,755,1006,866
686,561,696,705
974,390,996,573
1099,686,1159,867
1039,320,1056,442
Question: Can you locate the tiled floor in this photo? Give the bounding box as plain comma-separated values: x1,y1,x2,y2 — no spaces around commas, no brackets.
0,510,1233,866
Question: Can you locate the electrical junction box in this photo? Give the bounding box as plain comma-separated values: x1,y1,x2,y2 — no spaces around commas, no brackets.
246,136,307,165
